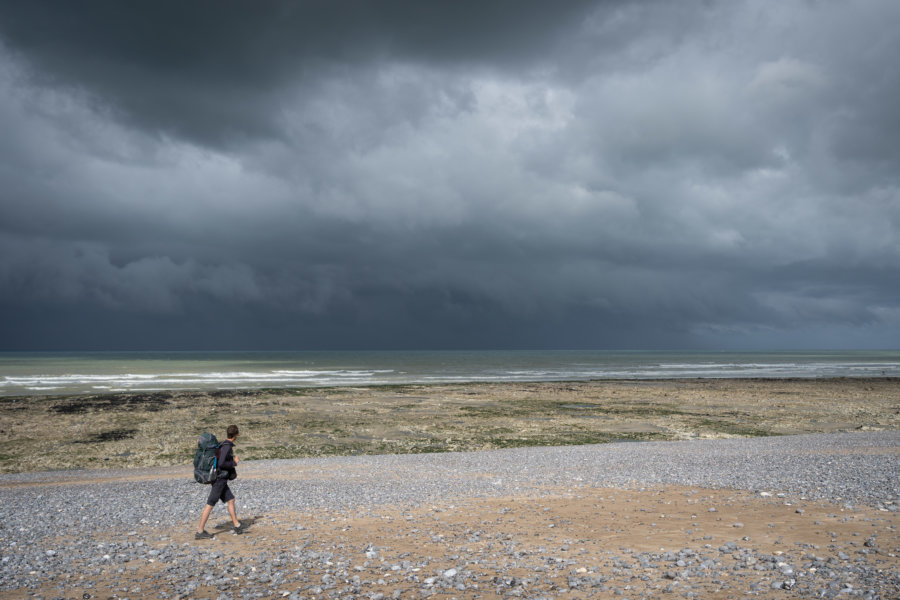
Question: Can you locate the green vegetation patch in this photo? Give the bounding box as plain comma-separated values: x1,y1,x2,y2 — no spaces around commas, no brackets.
690,418,775,437
74,428,140,443
51,393,172,414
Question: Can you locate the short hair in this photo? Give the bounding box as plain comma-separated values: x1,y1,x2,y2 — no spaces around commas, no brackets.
227,424,239,439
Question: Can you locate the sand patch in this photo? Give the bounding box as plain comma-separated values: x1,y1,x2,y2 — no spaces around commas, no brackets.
13,485,899,599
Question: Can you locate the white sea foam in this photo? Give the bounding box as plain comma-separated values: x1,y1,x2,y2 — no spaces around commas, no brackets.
1,351,898,396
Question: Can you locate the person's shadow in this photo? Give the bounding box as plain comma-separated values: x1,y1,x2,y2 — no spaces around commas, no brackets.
213,515,259,533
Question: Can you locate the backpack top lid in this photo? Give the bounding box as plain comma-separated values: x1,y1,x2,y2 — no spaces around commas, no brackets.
198,432,219,449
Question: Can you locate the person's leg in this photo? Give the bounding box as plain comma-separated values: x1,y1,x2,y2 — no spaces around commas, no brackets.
198,478,226,534
197,503,214,533
226,498,240,528
220,483,240,528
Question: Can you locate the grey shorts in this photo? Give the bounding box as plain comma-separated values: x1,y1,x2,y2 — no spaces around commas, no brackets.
206,476,235,506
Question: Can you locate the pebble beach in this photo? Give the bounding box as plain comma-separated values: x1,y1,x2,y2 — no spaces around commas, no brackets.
2,430,898,599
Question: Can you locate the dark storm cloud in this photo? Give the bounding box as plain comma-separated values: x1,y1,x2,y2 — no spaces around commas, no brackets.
0,0,899,350
0,0,598,146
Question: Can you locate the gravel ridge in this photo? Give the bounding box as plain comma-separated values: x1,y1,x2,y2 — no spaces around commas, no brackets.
2,431,898,598
4,431,897,523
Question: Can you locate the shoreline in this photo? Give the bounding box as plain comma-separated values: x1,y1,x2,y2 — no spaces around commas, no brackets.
5,348,899,397
4,374,900,399
2,377,899,474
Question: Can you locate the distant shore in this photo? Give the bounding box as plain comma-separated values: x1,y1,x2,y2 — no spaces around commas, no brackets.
1,377,898,474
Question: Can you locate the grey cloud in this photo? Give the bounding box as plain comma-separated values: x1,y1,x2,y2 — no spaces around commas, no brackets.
0,1,898,350
0,0,599,147
0,236,265,312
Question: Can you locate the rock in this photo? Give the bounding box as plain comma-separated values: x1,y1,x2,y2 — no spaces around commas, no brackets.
777,563,794,576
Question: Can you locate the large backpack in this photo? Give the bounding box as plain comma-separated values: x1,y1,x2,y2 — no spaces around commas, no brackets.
193,432,220,484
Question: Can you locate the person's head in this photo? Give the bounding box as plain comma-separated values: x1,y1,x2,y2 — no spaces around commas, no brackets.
227,424,239,440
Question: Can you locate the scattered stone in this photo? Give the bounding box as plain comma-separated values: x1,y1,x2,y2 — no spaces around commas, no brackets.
1,431,898,598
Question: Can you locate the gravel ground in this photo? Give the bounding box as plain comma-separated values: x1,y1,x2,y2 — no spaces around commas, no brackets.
1,431,898,599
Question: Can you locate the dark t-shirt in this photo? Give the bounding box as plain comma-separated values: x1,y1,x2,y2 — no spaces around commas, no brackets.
216,440,237,473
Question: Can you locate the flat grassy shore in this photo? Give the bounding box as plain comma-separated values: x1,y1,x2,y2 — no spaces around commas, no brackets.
1,378,898,473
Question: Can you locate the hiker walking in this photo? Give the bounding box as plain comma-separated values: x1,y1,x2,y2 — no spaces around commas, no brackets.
196,424,243,539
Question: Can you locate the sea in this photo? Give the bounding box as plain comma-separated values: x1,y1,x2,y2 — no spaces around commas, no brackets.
0,350,898,397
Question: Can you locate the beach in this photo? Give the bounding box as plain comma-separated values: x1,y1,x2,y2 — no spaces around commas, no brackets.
1,379,899,598
1,431,898,598
1,378,898,473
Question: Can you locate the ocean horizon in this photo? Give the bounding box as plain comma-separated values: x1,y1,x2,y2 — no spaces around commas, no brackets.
1,349,898,397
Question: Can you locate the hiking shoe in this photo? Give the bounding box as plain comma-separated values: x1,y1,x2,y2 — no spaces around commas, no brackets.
195,530,215,540
232,524,244,535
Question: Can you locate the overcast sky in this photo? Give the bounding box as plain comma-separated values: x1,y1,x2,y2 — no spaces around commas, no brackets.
1,1,898,351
